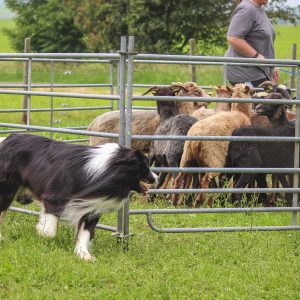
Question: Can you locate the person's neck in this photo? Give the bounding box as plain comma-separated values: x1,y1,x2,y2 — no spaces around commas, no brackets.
248,0,261,7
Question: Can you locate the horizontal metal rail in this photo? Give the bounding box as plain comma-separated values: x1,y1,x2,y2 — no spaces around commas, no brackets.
8,207,117,232
128,208,300,233
133,95,299,105
0,89,119,100
0,83,113,88
0,106,111,113
151,167,300,174
148,188,300,194
0,123,119,138
134,54,300,66
0,53,120,59
132,134,300,142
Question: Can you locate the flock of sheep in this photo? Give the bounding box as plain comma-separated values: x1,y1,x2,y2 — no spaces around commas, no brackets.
88,81,296,207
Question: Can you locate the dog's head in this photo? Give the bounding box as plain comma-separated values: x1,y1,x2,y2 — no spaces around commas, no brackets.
118,147,157,194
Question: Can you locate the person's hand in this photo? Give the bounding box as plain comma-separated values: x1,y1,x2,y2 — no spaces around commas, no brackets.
272,68,279,83
257,53,265,59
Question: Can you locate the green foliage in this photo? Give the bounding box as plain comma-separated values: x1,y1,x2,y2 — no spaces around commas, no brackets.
3,0,300,54
4,0,86,52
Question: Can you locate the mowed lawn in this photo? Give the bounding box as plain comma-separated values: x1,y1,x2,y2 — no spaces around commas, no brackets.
0,19,299,299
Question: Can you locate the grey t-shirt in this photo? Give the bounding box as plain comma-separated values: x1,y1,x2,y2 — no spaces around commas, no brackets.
224,0,276,83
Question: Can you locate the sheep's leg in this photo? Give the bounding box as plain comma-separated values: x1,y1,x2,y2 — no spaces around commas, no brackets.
278,174,292,206
172,172,185,206
268,174,279,206
233,173,258,203
160,173,172,189
149,171,168,202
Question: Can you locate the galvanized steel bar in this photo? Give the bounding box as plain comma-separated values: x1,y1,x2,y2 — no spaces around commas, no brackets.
292,66,300,225
133,95,299,105
134,53,300,66
0,53,120,59
149,188,300,194
132,134,300,142
123,36,135,239
117,36,127,238
151,167,300,174
0,106,111,113
0,89,119,100
0,123,119,138
129,207,300,214
0,83,113,88
8,207,117,232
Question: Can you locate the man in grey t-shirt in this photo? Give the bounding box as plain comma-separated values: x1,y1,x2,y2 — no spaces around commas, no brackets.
225,0,278,86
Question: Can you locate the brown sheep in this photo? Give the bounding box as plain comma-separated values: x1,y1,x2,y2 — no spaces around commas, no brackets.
88,83,209,152
174,84,254,206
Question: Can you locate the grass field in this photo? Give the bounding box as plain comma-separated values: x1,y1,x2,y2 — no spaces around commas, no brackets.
0,19,299,300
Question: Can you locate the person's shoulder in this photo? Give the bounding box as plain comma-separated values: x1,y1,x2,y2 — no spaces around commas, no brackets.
233,1,256,17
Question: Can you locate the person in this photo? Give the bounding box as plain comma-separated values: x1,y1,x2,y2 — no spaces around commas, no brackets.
224,0,279,87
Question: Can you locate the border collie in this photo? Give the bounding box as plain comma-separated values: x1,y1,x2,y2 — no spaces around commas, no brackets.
0,134,157,260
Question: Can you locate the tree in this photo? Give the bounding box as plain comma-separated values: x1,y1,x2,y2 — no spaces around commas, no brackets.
4,0,299,54
4,0,86,52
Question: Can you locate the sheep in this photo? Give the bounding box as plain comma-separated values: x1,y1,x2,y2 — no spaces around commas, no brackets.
226,99,295,206
148,99,198,199
174,83,254,206
88,83,208,152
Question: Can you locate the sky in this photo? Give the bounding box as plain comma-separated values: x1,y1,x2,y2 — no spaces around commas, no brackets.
286,0,299,6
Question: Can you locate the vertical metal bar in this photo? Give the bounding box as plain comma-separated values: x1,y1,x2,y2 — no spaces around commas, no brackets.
26,58,32,130
22,38,30,124
117,36,127,237
189,39,196,83
109,50,114,111
290,44,296,93
223,64,227,85
50,60,54,139
122,36,135,240
292,66,300,225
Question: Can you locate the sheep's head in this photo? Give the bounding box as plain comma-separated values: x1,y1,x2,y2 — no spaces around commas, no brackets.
231,83,255,98
171,82,210,111
214,85,234,98
142,86,176,96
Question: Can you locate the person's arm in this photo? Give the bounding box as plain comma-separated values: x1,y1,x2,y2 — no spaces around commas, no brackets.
227,36,265,59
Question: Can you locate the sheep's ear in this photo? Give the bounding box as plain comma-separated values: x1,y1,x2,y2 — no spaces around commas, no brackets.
244,85,250,94
226,85,234,94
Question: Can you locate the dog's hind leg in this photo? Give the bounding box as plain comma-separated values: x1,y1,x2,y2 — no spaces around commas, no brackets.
75,214,100,261
0,183,19,223
36,203,59,238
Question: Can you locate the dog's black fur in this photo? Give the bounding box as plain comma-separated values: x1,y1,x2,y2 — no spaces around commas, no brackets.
0,134,157,259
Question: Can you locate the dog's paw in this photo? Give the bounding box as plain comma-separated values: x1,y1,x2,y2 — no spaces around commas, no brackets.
36,223,56,238
75,247,96,261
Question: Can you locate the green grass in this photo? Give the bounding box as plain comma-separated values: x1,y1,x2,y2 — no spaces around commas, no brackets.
0,20,299,300
0,19,14,52
0,199,299,300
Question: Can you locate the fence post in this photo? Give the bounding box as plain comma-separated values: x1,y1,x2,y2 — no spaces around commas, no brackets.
22,38,30,124
190,39,196,83
109,50,114,111
290,44,297,92
292,65,300,225
116,36,127,240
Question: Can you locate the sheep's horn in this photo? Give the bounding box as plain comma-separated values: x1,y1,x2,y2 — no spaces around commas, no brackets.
170,84,189,93
258,81,277,91
276,87,292,99
142,86,160,95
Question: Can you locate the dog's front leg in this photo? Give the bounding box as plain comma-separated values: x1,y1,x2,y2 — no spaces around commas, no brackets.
75,214,100,261
36,212,59,238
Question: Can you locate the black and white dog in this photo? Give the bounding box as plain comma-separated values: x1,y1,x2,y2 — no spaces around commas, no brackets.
0,134,157,260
